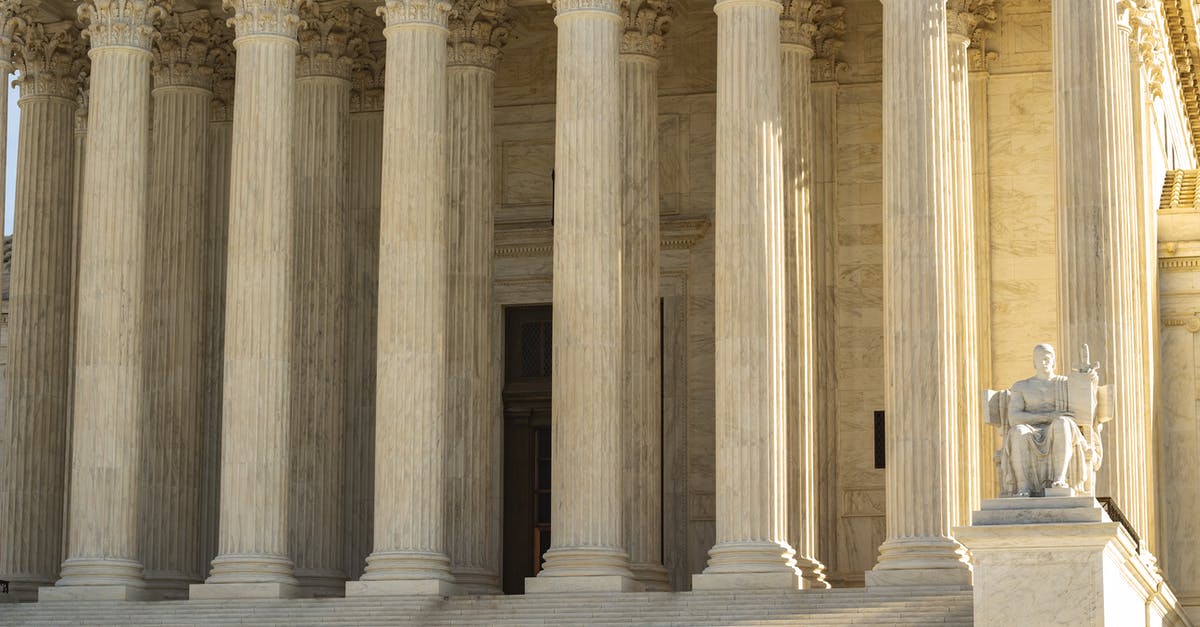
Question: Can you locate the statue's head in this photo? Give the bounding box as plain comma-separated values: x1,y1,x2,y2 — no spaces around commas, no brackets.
1032,343,1056,376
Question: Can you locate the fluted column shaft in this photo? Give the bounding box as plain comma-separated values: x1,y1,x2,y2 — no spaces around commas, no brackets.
55,3,159,597
347,0,454,596
780,34,826,589
525,0,635,594
142,77,211,598
1053,0,1150,539
290,68,350,598
193,1,302,599
619,48,667,592
691,0,800,592
946,30,980,530
0,75,77,600
446,54,500,593
865,0,971,587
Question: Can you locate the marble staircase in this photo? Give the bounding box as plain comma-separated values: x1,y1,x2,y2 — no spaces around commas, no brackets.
0,588,972,626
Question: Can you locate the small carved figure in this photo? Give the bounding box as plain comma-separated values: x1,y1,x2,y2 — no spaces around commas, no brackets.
984,344,1112,497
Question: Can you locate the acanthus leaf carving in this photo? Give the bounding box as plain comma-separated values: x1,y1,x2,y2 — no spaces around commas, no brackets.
947,0,997,69
153,10,214,89
223,0,304,39
297,0,364,79
0,0,33,67
1130,0,1167,101
14,20,87,100
378,0,450,28
779,0,820,49
448,0,511,69
78,0,169,51
620,0,671,58
349,38,384,112
207,17,235,121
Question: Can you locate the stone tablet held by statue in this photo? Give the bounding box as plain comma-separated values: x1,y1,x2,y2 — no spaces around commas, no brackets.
982,344,1113,497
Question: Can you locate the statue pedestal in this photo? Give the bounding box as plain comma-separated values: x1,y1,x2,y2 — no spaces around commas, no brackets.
956,498,1179,626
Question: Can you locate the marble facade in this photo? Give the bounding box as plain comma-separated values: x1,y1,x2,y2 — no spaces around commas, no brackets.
0,0,1196,623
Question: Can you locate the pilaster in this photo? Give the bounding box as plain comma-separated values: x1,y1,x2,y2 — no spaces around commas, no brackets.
190,0,304,601
523,0,636,595
346,0,456,597
141,8,213,600
0,19,80,601
865,0,972,588
444,0,509,596
691,0,801,592
619,0,671,593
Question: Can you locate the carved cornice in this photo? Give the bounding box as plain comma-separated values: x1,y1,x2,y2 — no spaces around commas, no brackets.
0,1,32,67
14,21,86,100
153,10,213,89
620,0,671,58
208,18,235,121
224,0,303,39
297,1,363,78
378,0,450,28
1160,169,1200,213
448,0,510,68
1163,0,1200,159
348,38,383,111
78,0,168,51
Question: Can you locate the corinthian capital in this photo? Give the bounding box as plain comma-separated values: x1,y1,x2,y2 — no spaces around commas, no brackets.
78,0,168,51
14,21,86,99
297,1,364,78
0,1,32,67
447,0,510,69
946,0,996,45
620,0,671,58
208,17,235,120
378,0,450,28
1130,0,1166,99
350,38,384,111
224,0,304,39
780,0,820,49
153,10,214,89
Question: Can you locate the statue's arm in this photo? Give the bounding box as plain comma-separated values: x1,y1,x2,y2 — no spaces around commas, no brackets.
1007,384,1051,426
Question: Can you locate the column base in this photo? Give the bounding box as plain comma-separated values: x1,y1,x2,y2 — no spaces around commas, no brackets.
794,556,831,590
629,562,671,592
39,585,151,602
345,579,458,597
526,546,641,593
692,540,802,591
866,536,972,588
189,582,302,600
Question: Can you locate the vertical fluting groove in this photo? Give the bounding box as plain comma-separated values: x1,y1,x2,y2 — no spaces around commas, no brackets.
61,46,152,588
208,32,299,585
946,35,980,528
201,121,233,579
620,52,667,590
361,17,453,582
290,75,350,596
1053,1,1150,542
532,0,632,584
0,94,76,598
781,40,826,588
695,0,799,584
867,0,970,584
968,71,995,500
446,64,500,592
142,85,211,598
810,79,839,582
344,111,381,581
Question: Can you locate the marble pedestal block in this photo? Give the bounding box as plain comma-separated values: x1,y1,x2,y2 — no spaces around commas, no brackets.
345,579,458,597
956,498,1178,627
39,584,151,602
525,574,643,594
188,582,301,600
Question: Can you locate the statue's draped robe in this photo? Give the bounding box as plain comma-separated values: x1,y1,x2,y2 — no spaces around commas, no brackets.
1001,375,1101,496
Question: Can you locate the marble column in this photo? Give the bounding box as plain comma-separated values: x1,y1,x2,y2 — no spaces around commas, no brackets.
0,21,79,601
1053,0,1151,542
945,0,992,530
691,0,801,592
289,1,357,598
779,0,827,590
190,0,303,601
619,0,671,593
865,0,971,587
44,1,161,601
345,0,455,597
524,0,635,595
141,10,213,599
445,0,508,596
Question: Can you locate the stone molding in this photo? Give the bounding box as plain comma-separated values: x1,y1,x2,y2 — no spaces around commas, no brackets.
1163,0,1200,159
551,0,620,17
378,0,450,29
297,1,364,79
494,218,710,258
224,0,303,39
1162,312,1200,330
153,10,214,90
78,0,167,51
447,0,511,69
14,21,85,100
349,38,383,111
620,0,671,58
208,17,235,121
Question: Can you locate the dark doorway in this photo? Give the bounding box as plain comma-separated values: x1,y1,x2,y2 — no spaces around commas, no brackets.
501,305,552,595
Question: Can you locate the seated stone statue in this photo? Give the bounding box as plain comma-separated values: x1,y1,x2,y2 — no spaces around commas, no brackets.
983,344,1112,497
